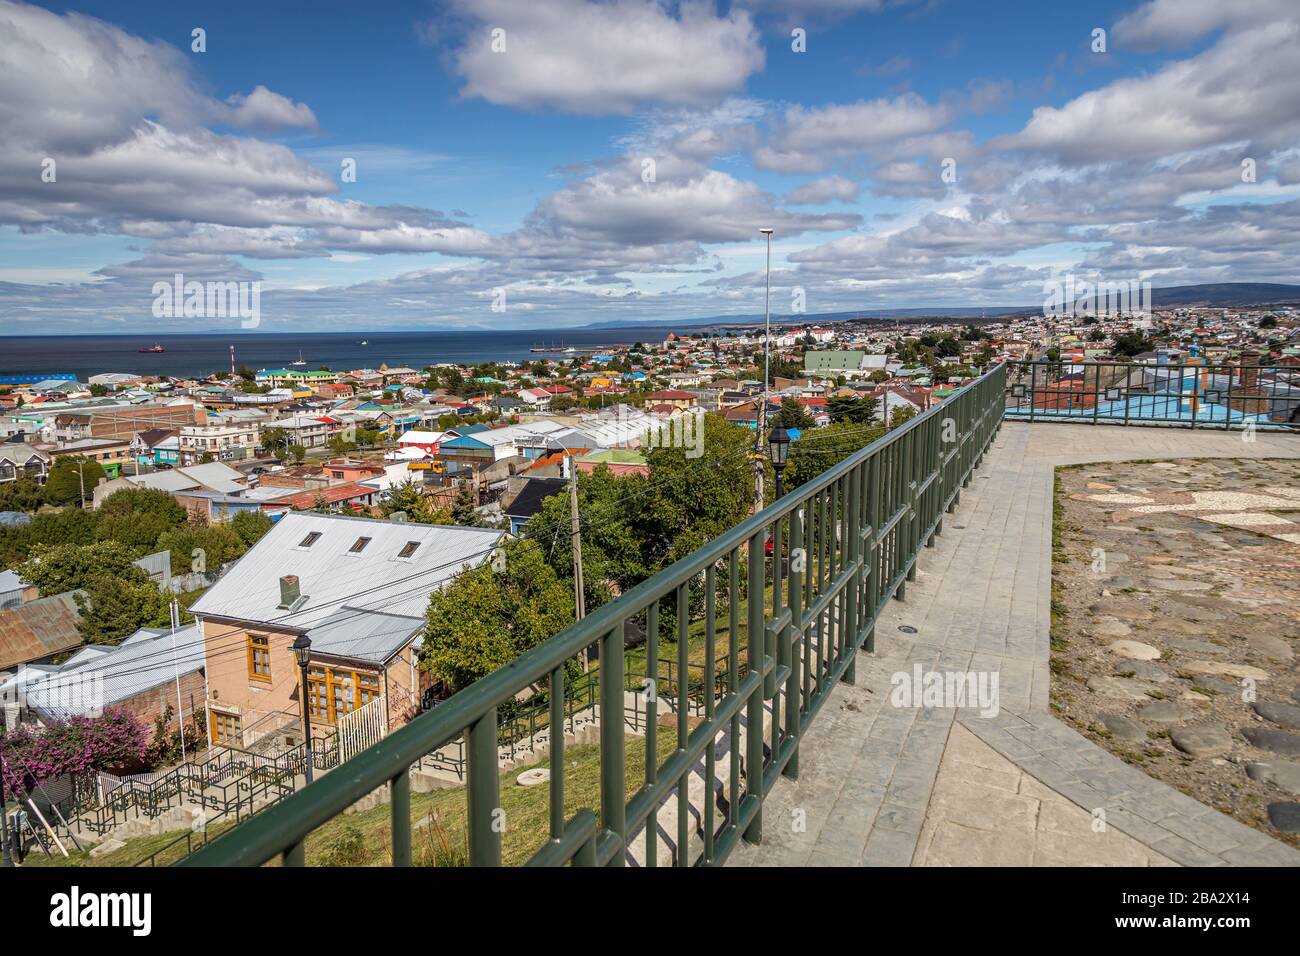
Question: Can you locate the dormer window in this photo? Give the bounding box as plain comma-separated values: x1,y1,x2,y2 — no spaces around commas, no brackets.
397,541,420,559
349,536,372,554
298,532,321,548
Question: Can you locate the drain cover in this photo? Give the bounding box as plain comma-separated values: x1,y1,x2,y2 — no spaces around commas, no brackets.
898,625,918,634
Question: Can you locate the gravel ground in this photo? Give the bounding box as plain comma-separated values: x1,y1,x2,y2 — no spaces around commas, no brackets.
1050,456,1300,848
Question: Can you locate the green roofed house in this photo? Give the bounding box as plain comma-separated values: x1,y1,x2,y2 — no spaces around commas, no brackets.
804,351,864,374
575,448,649,477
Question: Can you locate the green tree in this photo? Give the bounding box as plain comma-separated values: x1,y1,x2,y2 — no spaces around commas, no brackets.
75,572,172,644
773,397,815,430
45,456,106,507
19,540,141,596
156,523,246,575
421,540,574,690
0,476,44,513
889,405,917,429
94,488,187,551
827,394,880,425
288,444,307,464
379,479,446,524
450,481,484,527
786,421,884,488
261,427,289,457
230,510,274,548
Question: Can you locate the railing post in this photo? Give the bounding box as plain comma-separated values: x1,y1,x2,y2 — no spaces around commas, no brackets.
599,625,626,864
467,708,501,866
842,463,859,684
390,769,411,867
784,503,804,779
743,531,765,845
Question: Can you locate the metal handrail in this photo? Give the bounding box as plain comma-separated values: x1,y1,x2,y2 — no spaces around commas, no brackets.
181,363,1007,867
1004,359,1300,429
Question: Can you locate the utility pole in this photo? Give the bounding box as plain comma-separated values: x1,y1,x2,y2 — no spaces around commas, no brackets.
169,598,187,764
567,453,588,670
77,459,85,508
756,227,774,512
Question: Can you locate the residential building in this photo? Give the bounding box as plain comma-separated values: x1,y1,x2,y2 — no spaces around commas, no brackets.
0,443,50,485
188,513,505,745
179,419,261,465
0,625,205,740
0,593,83,672
48,438,132,479
499,476,566,534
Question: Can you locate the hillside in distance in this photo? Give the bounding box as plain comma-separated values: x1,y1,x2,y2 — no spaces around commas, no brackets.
580,282,1300,330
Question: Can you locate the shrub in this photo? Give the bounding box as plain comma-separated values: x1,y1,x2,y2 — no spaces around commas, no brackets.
0,707,148,794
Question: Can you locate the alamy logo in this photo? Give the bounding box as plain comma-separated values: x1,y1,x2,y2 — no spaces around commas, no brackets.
889,664,1000,717
152,272,261,328
1042,274,1151,322
49,886,151,936
643,408,705,459
3,665,104,716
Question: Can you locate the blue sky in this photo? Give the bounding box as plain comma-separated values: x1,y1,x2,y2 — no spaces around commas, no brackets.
1,0,1298,333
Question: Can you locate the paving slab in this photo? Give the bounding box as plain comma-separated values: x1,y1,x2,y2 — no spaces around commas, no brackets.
728,422,1300,868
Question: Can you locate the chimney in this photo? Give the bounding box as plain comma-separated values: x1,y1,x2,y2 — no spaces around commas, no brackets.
278,574,301,609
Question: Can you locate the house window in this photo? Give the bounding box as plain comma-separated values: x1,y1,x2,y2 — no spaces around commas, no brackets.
305,665,381,724
211,711,242,744
397,541,420,559
348,536,371,554
298,532,321,548
247,634,271,681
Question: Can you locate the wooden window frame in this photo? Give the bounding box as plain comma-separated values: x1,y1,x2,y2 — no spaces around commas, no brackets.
247,633,272,682
304,664,381,724
211,711,242,744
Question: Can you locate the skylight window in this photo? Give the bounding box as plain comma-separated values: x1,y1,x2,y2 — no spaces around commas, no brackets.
349,536,372,554
298,532,321,548
398,541,420,559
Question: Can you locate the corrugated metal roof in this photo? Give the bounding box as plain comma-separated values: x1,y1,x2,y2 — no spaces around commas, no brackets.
1,624,204,720
189,511,504,630
305,608,424,665
0,592,83,670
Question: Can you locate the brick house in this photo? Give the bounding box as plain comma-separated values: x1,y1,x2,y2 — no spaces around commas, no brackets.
188,513,504,750
0,625,205,741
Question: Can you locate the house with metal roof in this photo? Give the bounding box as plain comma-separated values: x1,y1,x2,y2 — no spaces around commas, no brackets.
0,624,205,737
0,592,83,672
188,512,504,749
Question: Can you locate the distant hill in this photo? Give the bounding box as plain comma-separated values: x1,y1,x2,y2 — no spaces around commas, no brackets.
1147,283,1300,307
579,282,1300,331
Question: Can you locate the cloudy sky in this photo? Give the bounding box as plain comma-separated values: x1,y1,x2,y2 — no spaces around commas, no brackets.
1,0,1298,333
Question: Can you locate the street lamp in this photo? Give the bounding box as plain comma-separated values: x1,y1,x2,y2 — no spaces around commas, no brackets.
760,227,774,429
291,634,314,784
767,424,791,499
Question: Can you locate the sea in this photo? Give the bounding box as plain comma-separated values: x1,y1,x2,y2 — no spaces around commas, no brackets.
0,328,679,380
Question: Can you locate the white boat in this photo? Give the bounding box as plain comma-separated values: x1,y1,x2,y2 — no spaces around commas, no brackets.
290,350,306,366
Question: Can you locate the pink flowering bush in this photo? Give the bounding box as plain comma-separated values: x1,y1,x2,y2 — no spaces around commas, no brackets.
1,707,147,795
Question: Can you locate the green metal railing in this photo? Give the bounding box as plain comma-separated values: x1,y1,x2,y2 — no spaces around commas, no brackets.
180,363,1007,868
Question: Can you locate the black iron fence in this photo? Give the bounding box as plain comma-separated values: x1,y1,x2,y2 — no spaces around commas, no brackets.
1005,359,1300,429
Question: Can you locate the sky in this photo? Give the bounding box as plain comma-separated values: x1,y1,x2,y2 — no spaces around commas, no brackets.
1,0,1298,334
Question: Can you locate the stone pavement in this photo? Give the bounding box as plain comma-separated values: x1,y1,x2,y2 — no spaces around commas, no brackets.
728,421,1300,867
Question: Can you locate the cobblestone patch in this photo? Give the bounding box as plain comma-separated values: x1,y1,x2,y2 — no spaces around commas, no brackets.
1051,457,1300,848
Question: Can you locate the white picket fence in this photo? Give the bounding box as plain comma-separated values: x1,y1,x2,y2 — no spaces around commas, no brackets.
337,695,387,765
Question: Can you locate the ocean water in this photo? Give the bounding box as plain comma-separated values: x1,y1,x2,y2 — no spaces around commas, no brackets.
0,328,673,380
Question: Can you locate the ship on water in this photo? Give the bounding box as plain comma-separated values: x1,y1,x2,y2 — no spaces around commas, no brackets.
138,343,165,353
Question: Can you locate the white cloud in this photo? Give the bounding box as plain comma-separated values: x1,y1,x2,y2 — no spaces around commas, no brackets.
785,175,860,204
447,0,764,114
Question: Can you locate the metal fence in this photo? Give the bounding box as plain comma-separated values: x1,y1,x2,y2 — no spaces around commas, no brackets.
1005,360,1300,429
180,363,1007,867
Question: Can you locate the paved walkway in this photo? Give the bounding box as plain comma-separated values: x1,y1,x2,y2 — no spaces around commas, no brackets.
728,421,1300,867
